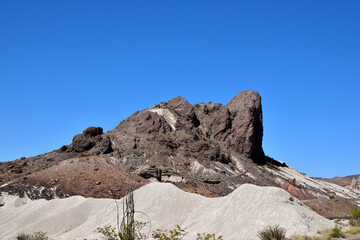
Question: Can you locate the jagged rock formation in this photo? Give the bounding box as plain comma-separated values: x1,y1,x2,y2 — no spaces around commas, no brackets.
1,90,359,219
350,176,360,193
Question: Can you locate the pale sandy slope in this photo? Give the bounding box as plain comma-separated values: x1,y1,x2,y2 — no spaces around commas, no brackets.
0,183,333,240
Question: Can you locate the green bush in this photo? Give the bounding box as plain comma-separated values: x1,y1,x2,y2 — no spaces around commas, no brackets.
329,225,345,238
351,207,360,226
16,231,49,240
152,225,188,240
96,221,148,240
257,225,286,240
196,232,223,240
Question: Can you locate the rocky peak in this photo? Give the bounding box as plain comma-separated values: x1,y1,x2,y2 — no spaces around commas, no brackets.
167,96,192,111
223,90,264,161
167,96,200,128
64,91,264,164
194,90,265,162
226,90,261,113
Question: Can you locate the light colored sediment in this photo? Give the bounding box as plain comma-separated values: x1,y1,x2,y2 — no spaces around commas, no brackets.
149,108,177,131
267,166,359,199
0,182,334,240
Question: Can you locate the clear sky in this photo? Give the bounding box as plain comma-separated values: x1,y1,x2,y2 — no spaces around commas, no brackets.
1,1,359,178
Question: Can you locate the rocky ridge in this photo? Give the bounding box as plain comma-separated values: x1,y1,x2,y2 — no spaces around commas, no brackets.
316,175,360,193
0,90,359,219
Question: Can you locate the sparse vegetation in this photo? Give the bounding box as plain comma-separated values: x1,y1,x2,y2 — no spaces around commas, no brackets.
15,223,360,240
350,206,360,226
345,226,360,235
95,179,151,240
290,235,312,240
291,224,360,240
96,222,148,240
16,231,49,240
152,225,188,240
196,232,223,240
329,225,345,238
97,223,224,240
257,225,286,240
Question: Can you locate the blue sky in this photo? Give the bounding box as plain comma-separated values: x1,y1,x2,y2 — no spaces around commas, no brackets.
0,1,359,178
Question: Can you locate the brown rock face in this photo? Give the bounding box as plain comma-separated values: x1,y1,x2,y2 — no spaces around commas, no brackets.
215,91,264,160
0,90,268,199
71,126,113,154
196,90,265,162
83,127,103,137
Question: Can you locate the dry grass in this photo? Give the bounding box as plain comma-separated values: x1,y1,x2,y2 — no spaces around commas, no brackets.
345,226,360,236
290,225,360,240
257,225,286,240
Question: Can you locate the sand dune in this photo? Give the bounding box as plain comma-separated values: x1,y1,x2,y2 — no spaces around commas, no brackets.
0,183,333,240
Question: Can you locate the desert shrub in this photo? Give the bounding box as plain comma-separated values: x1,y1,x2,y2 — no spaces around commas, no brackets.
17,233,31,240
196,232,223,240
152,225,188,240
96,221,148,240
351,207,360,226
257,225,286,240
329,225,345,238
16,231,49,240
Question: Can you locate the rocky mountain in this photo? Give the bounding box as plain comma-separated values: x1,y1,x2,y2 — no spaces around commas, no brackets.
1,90,359,219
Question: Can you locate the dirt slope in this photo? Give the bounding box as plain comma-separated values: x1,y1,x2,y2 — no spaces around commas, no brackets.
0,183,334,240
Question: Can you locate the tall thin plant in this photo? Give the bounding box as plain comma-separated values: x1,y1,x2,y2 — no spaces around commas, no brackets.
120,182,136,240
97,178,150,240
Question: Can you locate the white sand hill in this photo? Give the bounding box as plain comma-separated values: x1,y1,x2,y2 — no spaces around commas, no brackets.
0,183,333,240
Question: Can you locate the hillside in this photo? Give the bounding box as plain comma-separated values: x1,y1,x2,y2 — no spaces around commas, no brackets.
314,175,360,193
1,90,359,219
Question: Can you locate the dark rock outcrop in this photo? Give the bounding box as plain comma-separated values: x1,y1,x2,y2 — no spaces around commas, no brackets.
72,134,96,152
83,127,103,137
213,91,264,161
71,126,113,154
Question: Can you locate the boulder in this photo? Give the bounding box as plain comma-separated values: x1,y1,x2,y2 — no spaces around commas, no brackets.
98,136,113,154
72,134,95,152
83,127,103,137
